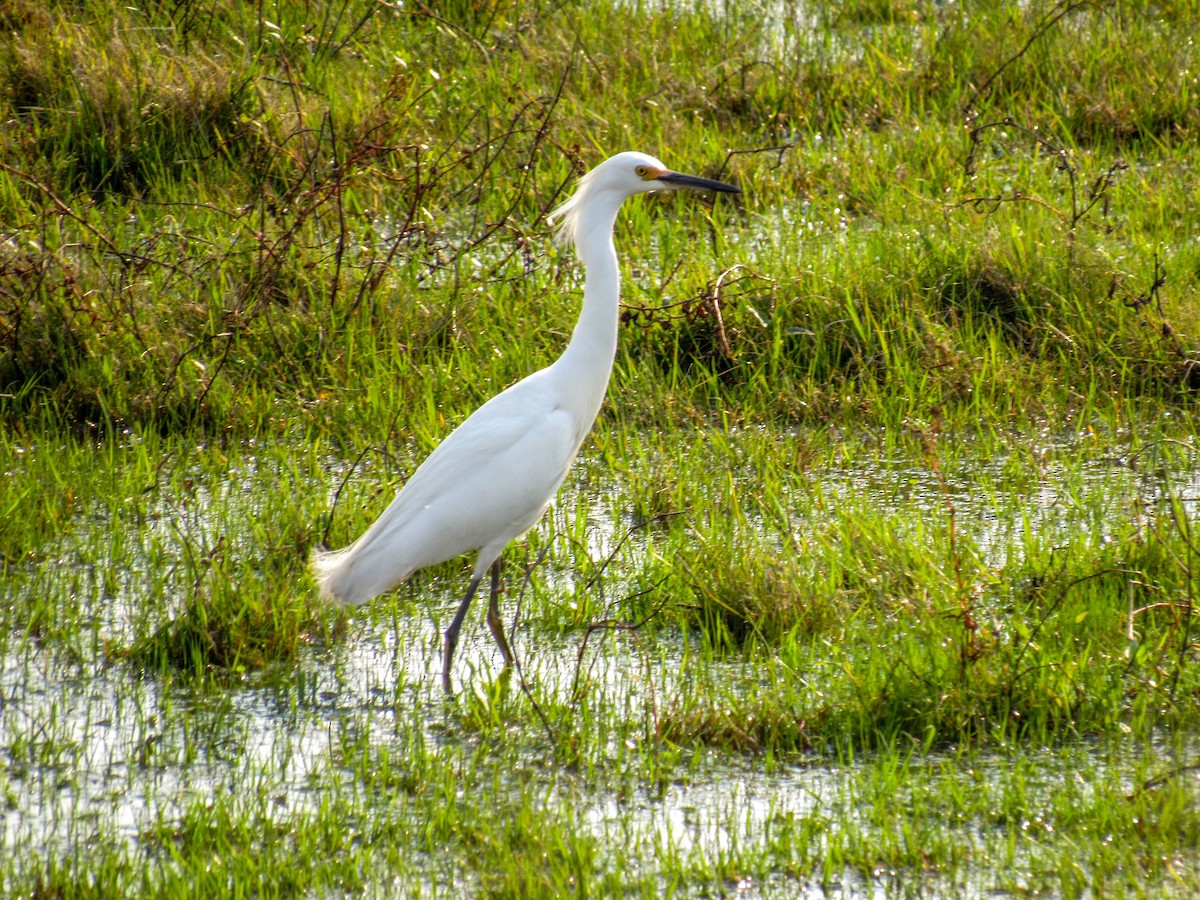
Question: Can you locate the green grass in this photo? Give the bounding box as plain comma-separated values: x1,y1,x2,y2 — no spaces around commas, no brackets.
3,0,1200,895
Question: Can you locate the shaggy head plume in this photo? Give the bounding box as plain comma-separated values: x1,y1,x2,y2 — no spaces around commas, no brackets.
548,164,600,248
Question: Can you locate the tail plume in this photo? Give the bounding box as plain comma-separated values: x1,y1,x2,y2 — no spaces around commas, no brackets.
310,545,356,605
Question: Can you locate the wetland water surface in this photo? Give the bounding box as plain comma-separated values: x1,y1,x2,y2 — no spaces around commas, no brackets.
3,429,1198,895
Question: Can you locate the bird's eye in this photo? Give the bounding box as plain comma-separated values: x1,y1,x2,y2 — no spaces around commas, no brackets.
635,165,649,177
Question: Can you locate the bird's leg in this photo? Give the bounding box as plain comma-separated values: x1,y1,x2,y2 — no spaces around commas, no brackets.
443,572,484,694
484,559,514,668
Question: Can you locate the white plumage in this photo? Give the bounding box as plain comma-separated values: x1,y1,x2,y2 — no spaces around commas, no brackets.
312,150,740,691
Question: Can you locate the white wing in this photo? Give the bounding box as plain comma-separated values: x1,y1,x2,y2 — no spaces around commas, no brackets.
313,368,582,604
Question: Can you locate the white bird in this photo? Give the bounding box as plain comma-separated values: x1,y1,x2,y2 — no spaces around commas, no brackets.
312,151,740,692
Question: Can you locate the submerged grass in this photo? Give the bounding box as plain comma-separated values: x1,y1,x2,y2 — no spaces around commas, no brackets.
2,0,1200,895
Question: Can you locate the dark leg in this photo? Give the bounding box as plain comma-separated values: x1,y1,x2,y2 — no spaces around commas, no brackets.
442,571,484,694
484,559,513,668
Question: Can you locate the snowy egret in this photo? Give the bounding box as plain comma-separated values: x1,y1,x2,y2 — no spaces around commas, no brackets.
312,151,740,692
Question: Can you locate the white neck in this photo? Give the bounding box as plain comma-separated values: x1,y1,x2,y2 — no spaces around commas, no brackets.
552,190,625,423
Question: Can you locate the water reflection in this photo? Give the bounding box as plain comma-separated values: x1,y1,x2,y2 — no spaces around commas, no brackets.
2,429,1197,892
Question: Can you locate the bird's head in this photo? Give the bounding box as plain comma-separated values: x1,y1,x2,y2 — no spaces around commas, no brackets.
551,151,739,246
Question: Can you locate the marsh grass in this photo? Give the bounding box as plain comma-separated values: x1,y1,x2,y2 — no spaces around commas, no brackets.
3,0,1200,895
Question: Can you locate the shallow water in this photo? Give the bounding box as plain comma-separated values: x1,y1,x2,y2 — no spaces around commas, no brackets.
3,429,1198,893
6,609,1196,895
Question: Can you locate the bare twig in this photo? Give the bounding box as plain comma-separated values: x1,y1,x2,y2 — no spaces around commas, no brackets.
507,546,556,744
1128,763,1200,799
963,1,1107,118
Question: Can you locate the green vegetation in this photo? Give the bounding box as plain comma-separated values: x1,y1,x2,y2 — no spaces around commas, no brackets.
2,0,1199,895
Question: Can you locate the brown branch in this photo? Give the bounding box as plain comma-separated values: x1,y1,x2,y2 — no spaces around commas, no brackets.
963,1,1108,118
